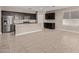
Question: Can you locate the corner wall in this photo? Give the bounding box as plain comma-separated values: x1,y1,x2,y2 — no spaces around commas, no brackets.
37,11,45,29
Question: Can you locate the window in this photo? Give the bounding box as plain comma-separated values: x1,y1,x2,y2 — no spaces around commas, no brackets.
63,11,79,26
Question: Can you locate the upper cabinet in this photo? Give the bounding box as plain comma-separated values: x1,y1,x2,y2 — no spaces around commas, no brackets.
45,13,55,20
2,11,37,20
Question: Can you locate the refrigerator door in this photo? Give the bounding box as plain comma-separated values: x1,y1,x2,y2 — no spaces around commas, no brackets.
7,16,13,25
2,16,14,33
6,16,13,32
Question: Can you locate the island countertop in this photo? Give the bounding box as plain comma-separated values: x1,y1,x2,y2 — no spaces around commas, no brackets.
15,24,42,36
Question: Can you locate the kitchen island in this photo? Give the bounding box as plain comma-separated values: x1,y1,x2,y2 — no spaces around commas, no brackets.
15,23,42,36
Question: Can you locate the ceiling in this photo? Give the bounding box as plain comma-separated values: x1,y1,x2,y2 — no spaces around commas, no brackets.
8,6,70,11
1,6,70,13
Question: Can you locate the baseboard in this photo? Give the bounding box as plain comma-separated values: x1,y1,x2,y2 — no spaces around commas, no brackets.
16,30,42,36
57,29,79,34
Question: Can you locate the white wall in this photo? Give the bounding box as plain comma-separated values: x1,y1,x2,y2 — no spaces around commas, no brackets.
55,10,63,30
55,6,79,33
37,11,45,29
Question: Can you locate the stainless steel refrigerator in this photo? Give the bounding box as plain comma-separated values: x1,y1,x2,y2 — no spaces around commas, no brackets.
2,16,15,33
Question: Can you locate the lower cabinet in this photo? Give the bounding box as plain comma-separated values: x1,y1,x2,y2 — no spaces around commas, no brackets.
44,23,55,29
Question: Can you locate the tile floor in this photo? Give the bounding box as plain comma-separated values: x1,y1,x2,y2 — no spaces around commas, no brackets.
0,30,79,53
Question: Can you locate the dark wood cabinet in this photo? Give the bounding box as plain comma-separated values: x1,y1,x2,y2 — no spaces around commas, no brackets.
2,11,37,19
45,13,55,19
44,23,55,29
